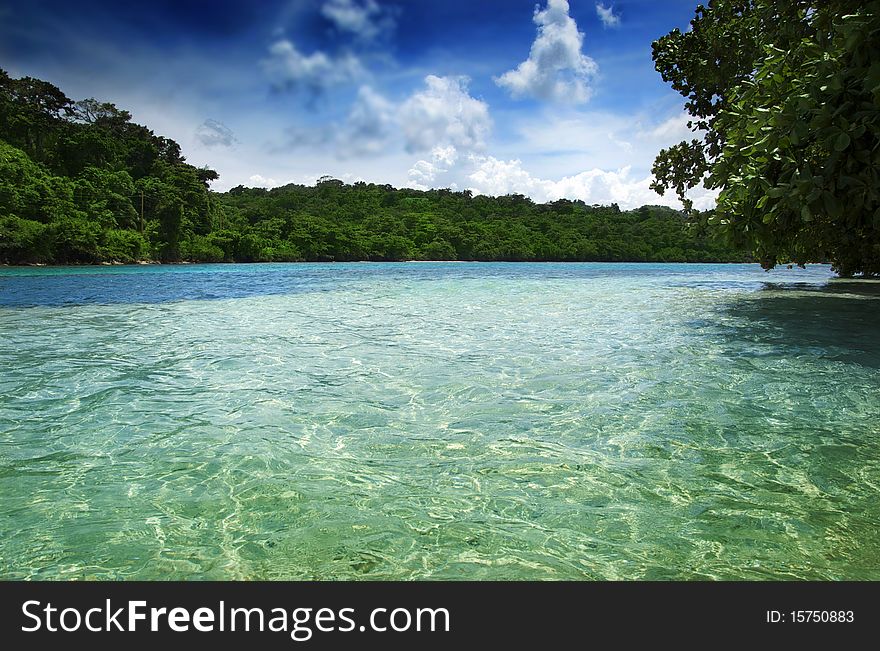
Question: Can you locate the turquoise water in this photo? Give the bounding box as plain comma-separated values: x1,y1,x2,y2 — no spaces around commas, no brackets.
1,262,879,580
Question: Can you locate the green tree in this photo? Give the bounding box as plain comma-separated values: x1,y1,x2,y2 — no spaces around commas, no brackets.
0,216,50,263
0,71,73,165
652,0,880,275
50,215,101,263
422,239,457,260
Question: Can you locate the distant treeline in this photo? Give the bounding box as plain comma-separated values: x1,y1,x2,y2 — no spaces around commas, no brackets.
0,69,750,265
215,183,749,263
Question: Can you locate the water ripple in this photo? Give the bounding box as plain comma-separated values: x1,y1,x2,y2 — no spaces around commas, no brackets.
1,262,879,579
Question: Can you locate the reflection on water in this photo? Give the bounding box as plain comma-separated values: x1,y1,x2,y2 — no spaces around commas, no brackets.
721,281,880,368
0,263,878,579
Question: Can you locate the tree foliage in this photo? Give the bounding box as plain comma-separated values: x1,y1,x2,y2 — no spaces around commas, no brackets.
214,182,747,263
652,1,880,275
0,69,218,264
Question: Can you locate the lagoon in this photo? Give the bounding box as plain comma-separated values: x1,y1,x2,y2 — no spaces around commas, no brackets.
1,262,878,579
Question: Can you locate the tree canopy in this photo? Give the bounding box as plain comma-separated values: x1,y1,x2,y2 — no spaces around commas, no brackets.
651,0,880,276
0,69,219,264
213,183,747,263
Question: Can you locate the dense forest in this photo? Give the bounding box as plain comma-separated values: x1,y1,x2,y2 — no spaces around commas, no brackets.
0,68,749,265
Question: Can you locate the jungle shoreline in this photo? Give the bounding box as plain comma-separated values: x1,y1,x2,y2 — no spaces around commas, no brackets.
2,259,772,268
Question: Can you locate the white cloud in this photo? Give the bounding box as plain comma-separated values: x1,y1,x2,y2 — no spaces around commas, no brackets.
247,172,353,189
466,156,717,210
496,0,598,104
248,174,280,188
451,108,716,209
595,3,621,28
407,160,439,189
399,75,492,153
194,119,237,148
261,39,363,95
266,75,490,159
467,156,553,199
320,0,394,41
339,85,396,157
431,145,458,167
267,75,490,161
407,145,459,189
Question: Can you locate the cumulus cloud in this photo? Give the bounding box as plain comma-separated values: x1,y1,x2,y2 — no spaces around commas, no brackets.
397,105,719,209
248,174,280,188
466,156,717,210
194,119,238,147
467,156,553,199
407,145,460,189
431,145,458,167
496,0,598,104
595,3,620,28
399,75,492,153
248,172,342,189
407,160,440,189
320,0,395,41
262,39,363,96
266,76,490,160
340,85,396,157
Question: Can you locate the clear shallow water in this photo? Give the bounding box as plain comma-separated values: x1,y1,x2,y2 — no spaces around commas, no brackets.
1,262,879,580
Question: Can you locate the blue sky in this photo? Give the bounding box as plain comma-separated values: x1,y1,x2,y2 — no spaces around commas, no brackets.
0,0,716,208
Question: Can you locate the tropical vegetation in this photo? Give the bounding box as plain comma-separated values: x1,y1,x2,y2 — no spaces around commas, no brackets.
0,67,746,265
651,0,880,276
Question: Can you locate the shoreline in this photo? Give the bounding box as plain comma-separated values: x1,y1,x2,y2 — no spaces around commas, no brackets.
3,259,783,268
